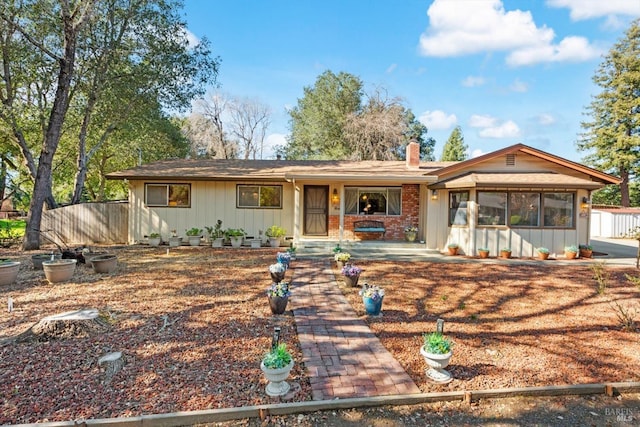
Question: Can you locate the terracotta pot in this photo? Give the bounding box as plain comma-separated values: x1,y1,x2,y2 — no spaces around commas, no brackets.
500,250,511,259
478,250,489,259
565,251,578,260
91,254,117,274
0,261,20,286
336,260,345,269
260,359,294,396
579,249,593,259
42,259,77,283
268,296,289,315
447,247,458,256
538,252,549,260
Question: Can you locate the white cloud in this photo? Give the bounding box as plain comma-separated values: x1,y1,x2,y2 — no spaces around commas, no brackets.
509,78,528,92
183,29,200,49
469,114,521,138
418,0,601,66
479,120,521,138
469,114,498,128
386,63,398,73
262,133,287,159
418,110,458,130
546,0,640,21
471,148,486,158
462,76,486,87
537,113,556,125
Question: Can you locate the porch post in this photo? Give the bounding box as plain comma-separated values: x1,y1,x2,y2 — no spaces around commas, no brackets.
339,185,344,242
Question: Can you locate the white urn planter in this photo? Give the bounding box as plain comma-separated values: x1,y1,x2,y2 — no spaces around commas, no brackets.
260,359,294,397
42,259,77,283
148,236,162,247
91,254,118,274
187,236,202,246
268,237,281,248
230,236,243,248
169,237,182,247
0,261,20,286
420,346,453,384
211,237,224,248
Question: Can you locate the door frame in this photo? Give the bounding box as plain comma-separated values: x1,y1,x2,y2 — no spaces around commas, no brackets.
303,185,329,236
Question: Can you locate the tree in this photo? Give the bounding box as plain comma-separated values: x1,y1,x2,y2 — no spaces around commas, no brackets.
193,92,237,159
578,19,640,207
0,0,219,249
440,126,468,161
228,97,271,160
286,70,363,159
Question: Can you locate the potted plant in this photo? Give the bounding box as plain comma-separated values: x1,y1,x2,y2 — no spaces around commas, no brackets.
42,259,77,283
499,247,512,259
265,225,286,248
334,252,351,268
359,283,384,316
90,254,118,274
269,262,286,283
286,245,297,260
404,225,418,242
185,227,203,246
447,243,459,256
276,252,291,269
260,343,294,396
565,245,578,260
341,264,362,287
266,281,291,315
205,220,224,248
168,230,182,247
420,332,454,384
579,244,593,259
225,228,246,248
537,247,550,260
477,248,490,259
148,232,162,247
0,259,21,286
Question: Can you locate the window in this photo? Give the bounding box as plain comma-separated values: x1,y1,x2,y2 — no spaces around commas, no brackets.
145,183,190,207
449,191,469,226
237,185,282,208
543,193,574,227
477,191,574,228
344,187,401,215
477,192,506,225
509,193,540,227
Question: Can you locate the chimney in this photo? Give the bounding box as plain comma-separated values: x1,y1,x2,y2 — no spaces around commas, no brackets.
406,140,420,169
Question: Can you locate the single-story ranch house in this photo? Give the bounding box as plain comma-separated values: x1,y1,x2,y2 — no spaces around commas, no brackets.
107,142,620,257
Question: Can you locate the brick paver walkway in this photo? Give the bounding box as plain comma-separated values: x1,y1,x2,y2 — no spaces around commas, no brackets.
290,259,421,401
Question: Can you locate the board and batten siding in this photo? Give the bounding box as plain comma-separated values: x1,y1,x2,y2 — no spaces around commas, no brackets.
127,180,295,244
425,188,590,258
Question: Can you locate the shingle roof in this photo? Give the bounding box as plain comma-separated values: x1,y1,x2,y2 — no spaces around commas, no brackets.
431,172,605,189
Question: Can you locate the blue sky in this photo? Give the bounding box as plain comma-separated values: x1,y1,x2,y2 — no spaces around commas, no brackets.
182,0,639,162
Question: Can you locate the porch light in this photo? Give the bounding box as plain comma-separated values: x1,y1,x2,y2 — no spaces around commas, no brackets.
581,196,589,209
332,188,340,206
431,189,438,200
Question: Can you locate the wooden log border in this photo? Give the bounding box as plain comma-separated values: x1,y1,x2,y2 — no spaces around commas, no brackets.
14,382,640,427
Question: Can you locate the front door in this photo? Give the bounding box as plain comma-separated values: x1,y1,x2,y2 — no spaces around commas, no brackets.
304,186,328,236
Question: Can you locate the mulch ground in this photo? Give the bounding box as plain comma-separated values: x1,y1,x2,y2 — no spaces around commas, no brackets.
0,245,639,425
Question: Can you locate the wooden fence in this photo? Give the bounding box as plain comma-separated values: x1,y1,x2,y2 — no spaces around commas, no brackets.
41,201,128,245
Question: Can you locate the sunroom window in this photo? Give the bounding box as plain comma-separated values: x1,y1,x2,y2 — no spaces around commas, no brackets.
477,191,574,228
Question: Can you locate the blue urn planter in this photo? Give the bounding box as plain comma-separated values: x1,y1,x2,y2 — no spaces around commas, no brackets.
363,296,383,316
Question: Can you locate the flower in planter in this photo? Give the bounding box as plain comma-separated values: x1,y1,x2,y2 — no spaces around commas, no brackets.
267,281,291,298
359,283,384,301
537,247,550,254
422,332,453,354
579,244,592,251
276,252,291,266
269,263,286,274
341,264,362,277
404,226,418,233
186,227,202,237
334,252,351,262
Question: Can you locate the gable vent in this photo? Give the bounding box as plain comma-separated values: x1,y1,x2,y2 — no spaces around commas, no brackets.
505,154,516,166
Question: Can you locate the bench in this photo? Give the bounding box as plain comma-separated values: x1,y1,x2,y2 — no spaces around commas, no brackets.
353,220,386,239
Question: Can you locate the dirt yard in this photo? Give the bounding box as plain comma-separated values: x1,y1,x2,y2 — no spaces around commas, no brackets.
0,245,638,425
